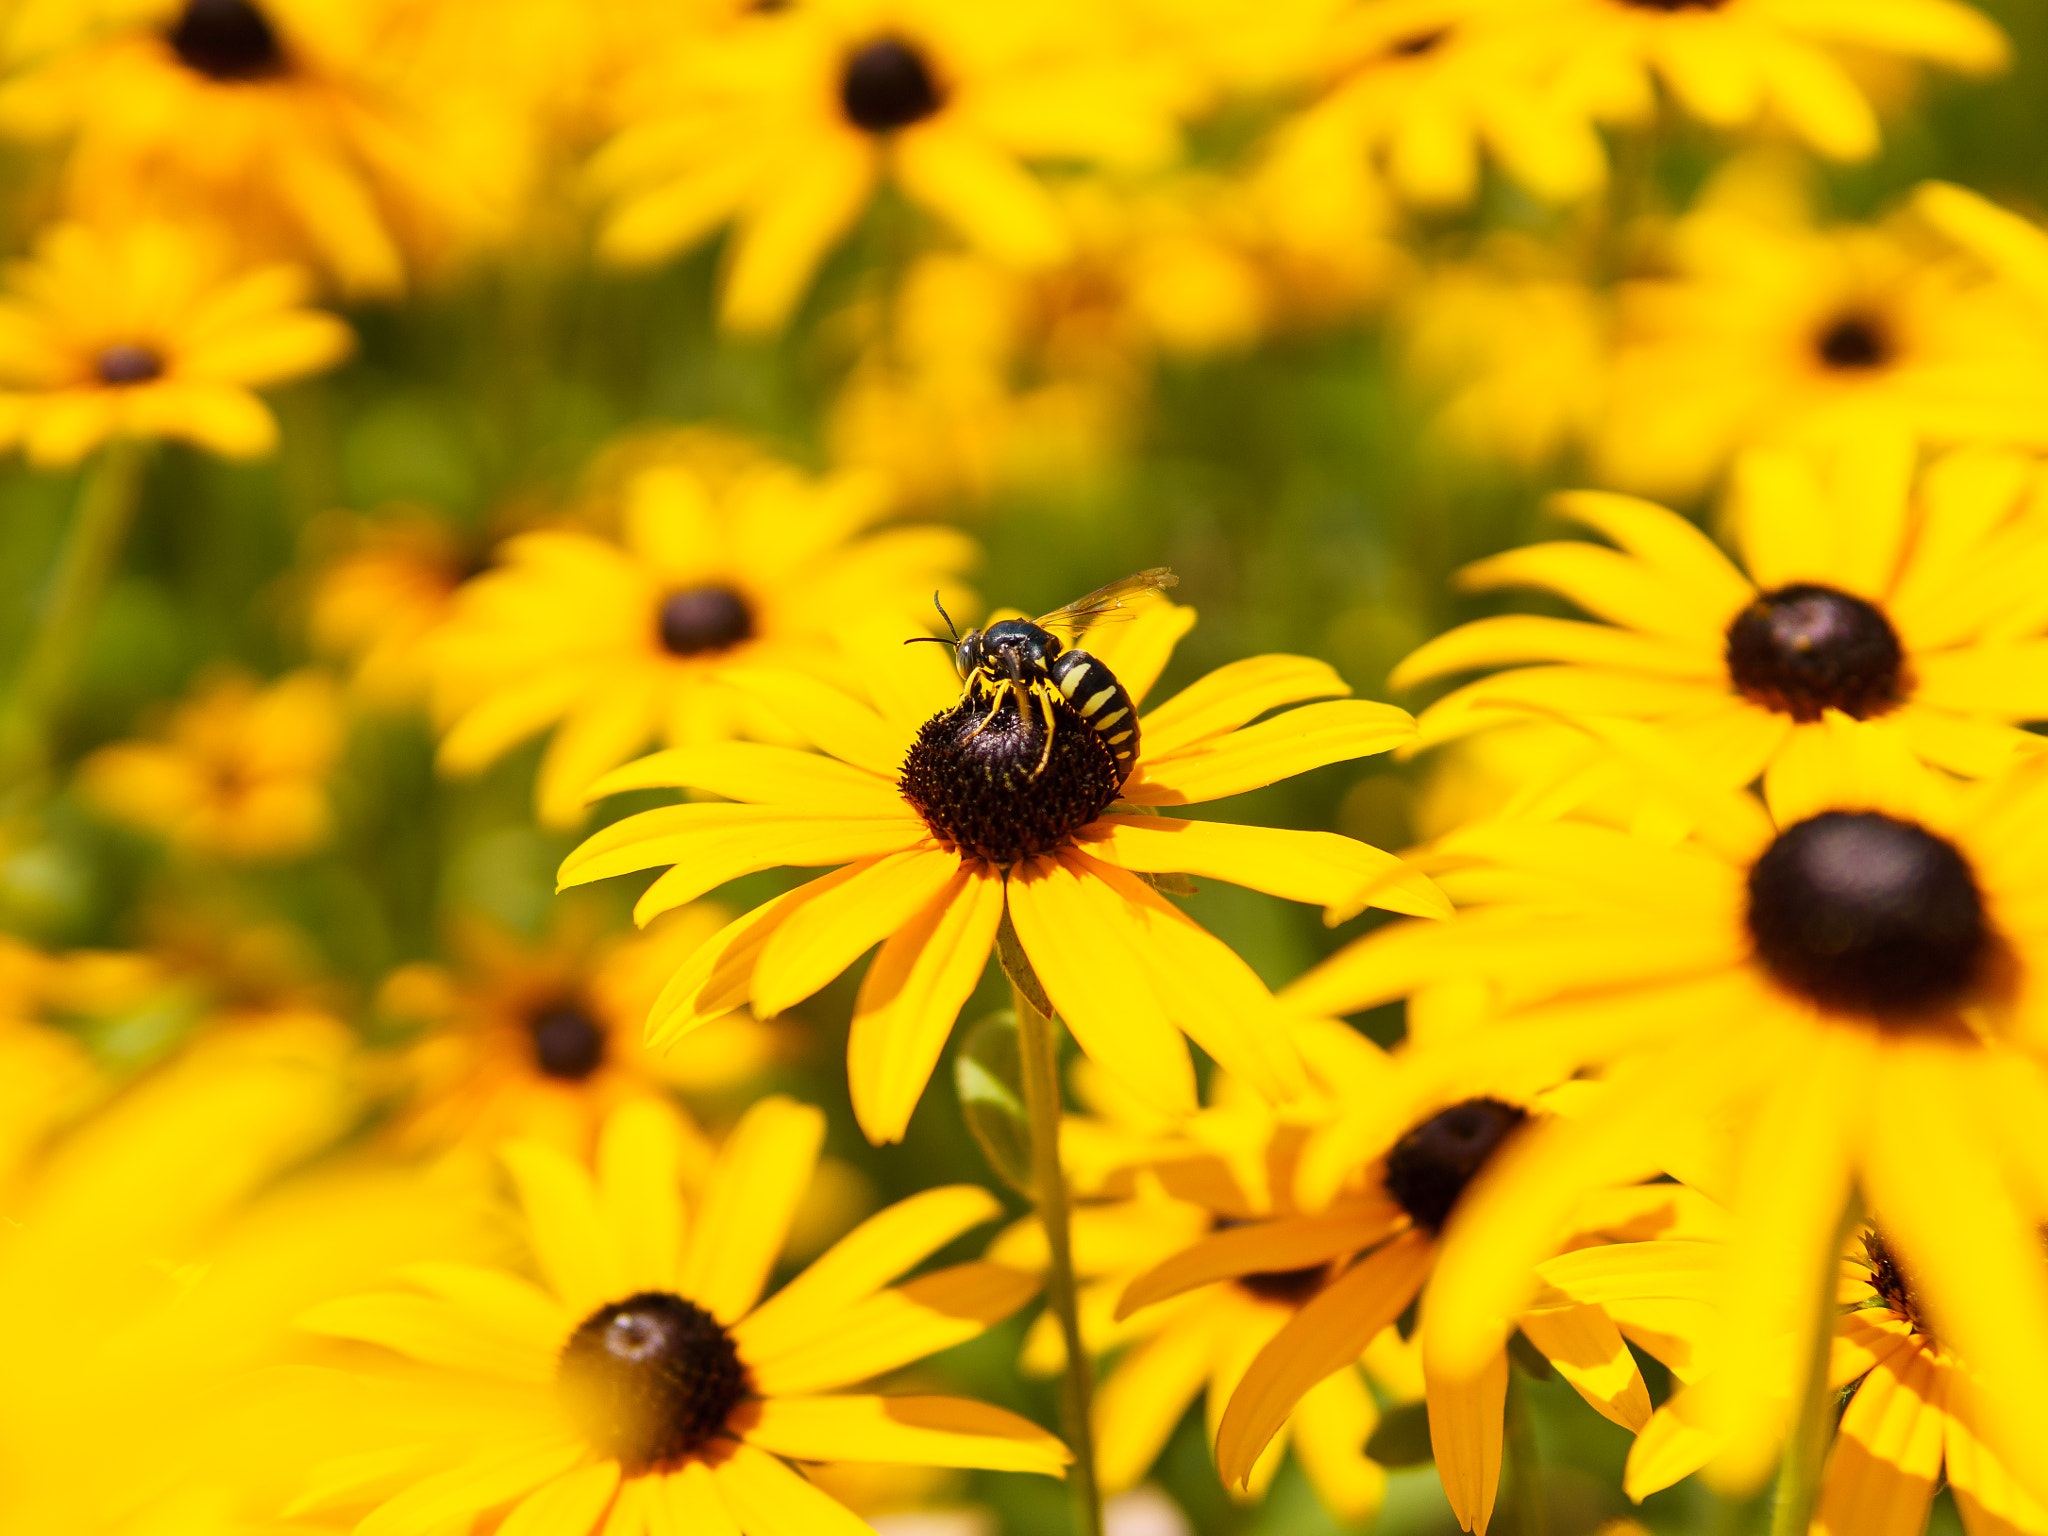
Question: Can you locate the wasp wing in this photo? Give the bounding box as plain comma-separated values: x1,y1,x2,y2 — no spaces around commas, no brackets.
1032,568,1178,640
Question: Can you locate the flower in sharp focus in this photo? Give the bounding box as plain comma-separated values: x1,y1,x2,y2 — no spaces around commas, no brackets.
293,1097,1065,1535
990,1023,1433,1525
1395,438,2048,800
428,443,976,828
0,0,516,295
79,668,343,861
589,0,1190,332
560,600,1447,1143
1282,719,2048,1498
1538,1223,2048,1533
1593,161,2048,496
0,219,350,466
383,898,789,1157
1122,1063,1693,1534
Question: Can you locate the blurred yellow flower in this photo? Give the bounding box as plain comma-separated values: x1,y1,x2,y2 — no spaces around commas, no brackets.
429,444,977,827
564,605,1444,1143
591,0,1190,331
1287,722,2048,1498
1595,163,2048,496
1397,441,2048,799
384,898,790,1157
0,0,513,295
0,219,350,466
80,667,343,860
0,936,104,1184
303,506,472,705
294,1097,1064,1534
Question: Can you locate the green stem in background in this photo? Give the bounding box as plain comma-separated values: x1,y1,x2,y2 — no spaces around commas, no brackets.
1504,1367,1551,1536
996,909,1103,1536
0,437,147,803
1768,1194,1861,1536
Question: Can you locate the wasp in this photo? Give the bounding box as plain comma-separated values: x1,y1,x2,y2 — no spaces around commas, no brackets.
911,568,1178,786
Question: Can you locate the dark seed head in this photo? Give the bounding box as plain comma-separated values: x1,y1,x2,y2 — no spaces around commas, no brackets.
557,1292,748,1472
1861,1230,1933,1342
898,691,1120,866
529,1001,606,1081
658,585,753,657
1816,313,1892,371
1389,27,1449,54
1383,1098,1528,1235
1725,584,1905,723
840,38,944,133
95,344,164,386
1748,811,1988,1021
1615,0,1727,10
1236,1264,1330,1306
167,0,287,81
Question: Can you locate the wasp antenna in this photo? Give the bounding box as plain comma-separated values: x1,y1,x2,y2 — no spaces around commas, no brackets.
931,591,960,642
902,635,953,647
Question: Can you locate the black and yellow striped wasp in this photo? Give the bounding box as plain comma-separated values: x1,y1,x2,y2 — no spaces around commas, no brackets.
912,568,1178,787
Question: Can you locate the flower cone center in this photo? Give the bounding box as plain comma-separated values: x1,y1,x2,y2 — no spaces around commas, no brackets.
658,585,753,656
1816,313,1892,371
1861,1230,1934,1342
1725,583,1904,722
557,1292,747,1471
528,1000,606,1081
1383,1097,1528,1234
95,344,164,386
899,690,1120,866
168,0,287,81
841,38,944,133
1747,811,1987,1020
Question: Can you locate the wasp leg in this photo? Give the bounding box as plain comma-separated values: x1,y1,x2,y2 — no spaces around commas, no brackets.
962,677,1012,742
1029,683,1058,778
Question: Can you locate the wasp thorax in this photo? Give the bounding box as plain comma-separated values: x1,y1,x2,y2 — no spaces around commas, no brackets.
168,0,287,80
557,1292,747,1472
899,691,1119,866
1383,1098,1528,1235
659,585,752,657
1747,811,1988,1021
1725,584,1904,723
528,1000,605,1081
840,38,943,132
95,344,164,386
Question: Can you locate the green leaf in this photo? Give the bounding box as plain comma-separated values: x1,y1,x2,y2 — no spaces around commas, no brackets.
956,1010,1033,1198
1364,1400,1434,1467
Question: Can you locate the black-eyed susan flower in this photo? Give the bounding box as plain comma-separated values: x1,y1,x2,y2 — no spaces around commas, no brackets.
429,443,976,828
562,601,1447,1142
303,507,474,706
1539,1222,2048,1531
293,1097,1066,1534
991,1025,1428,1524
79,668,342,860
589,0,1189,332
0,219,350,466
1124,1068,1686,1534
0,0,511,295
383,898,788,1157
1285,719,2048,1498
1594,162,2048,496
0,936,104,1183
1396,438,2048,802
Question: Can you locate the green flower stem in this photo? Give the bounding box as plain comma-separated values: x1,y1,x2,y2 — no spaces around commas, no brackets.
1504,1367,1551,1536
1768,1194,1861,1536
0,438,148,802
997,909,1103,1536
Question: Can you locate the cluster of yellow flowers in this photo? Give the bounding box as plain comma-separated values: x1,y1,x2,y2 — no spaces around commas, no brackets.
6,1,2048,1535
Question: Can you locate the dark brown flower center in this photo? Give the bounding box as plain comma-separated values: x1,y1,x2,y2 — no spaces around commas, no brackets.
898,691,1119,866
1816,313,1892,371
658,585,753,657
841,39,943,133
167,0,287,81
1236,1264,1330,1305
1614,0,1728,9
1725,584,1905,723
1383,1098,1527,1235
1747,812,1988,1020
95,344,164,386
1860,1230,1932,1342
557,1292,747,1472
528,1000,606,1081
1389,27,1450,55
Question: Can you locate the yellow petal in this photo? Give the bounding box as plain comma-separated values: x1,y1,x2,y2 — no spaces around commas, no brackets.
1291,1365,1388,1523
501,1138,622,1317
1516,1304,1650,1431
1423,1344,1509,1536
1126,700,1415,806
357,1441,585,1536
296,1291,557,1383
1391,615,1724,690
1548,489,1755,618
1812,1349,1944,1536
1456,542,1732,644
658,1460,741,1536
1083,601,1197,707
498,1461,623,1536
557,802,922,901
1137,654,1351,760
584,743,901,813
718,667,907,774
742,1395,1069,1475
1624,1385,1721,1502
1093,1314,1219,1493
712,1443,875,1536
1117,1205,1402,1319
894,121,1069,267
721,131,875,333
752,849,960,1018
679,1096,825,1325
598,1100,690,1294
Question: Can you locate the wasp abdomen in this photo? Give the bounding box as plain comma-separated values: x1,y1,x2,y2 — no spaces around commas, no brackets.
1050,648,1139,785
